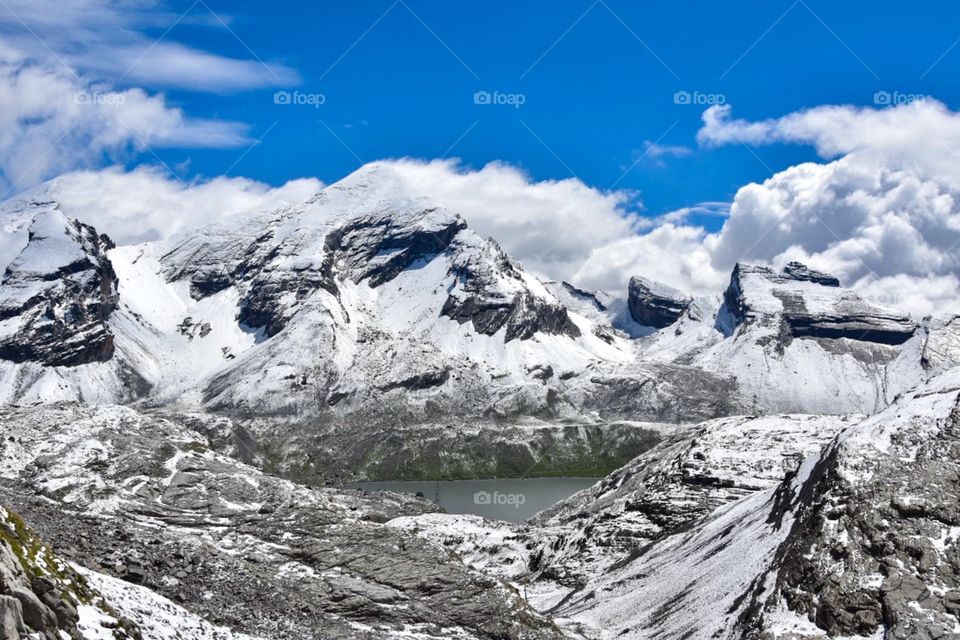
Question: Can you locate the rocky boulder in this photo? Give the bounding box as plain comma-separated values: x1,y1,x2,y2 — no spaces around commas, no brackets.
0,505,139,640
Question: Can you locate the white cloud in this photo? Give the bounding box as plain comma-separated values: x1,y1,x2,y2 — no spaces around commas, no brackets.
574,223,725,294
45,166,322,244
641,140,692,161
0,0,297,92
0,49,252,192
698,101,960,185
379,159,644,282
0,165,322,270
555,100,960,318
0,0,296,192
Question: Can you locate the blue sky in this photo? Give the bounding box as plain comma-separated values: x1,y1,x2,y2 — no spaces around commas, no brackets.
120,0,958,230
4,0,960,230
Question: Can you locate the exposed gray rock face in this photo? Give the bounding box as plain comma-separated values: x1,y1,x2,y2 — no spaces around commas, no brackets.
572,362,741,422
0,593,24,639
921,314,960,375
627,276,692,328
0,210,118,367
161,205,335,338
441,236,580,342
723,262,917,345
754,369,960,640
235,205,467,337
325,207,466,287
0,404,564,640
527,414,849,589
0,504,140,640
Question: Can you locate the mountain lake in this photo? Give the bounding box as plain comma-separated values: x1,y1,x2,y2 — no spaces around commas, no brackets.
349,477,599,523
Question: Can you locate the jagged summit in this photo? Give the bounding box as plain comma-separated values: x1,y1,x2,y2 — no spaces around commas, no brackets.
722,261,917,345
627,275,692,328
0,210,118,367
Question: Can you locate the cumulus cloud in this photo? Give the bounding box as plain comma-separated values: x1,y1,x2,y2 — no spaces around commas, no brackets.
701,155,960,316
0,166,321,270
574,224,725,294
591,99,960,316
698,101,960,185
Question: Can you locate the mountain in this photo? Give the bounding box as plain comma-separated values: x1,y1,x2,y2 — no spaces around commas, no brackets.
0,165,952,419
633,260,945,415
0,164,957,483
0,162,959,639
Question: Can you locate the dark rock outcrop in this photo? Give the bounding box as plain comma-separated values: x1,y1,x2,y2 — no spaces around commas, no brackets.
723,262,917,345
0,210,119,367
782,261,840,287
441,238,580,342
763,372,960,640
324,207,467,287
627,276,692,328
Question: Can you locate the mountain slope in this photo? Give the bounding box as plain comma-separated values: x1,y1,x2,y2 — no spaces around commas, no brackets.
0,504,142,640
392,367,960,639
560,367,960,640
0,403,563,640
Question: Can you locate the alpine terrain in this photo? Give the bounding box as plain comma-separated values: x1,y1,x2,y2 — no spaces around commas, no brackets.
0,162,958,639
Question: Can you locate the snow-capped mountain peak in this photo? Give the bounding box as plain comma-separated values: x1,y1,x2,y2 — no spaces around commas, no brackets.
0,167,956,425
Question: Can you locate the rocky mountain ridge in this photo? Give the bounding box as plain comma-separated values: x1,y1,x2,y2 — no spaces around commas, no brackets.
0,208,118,367
0,165,951,426
0,163,959,638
